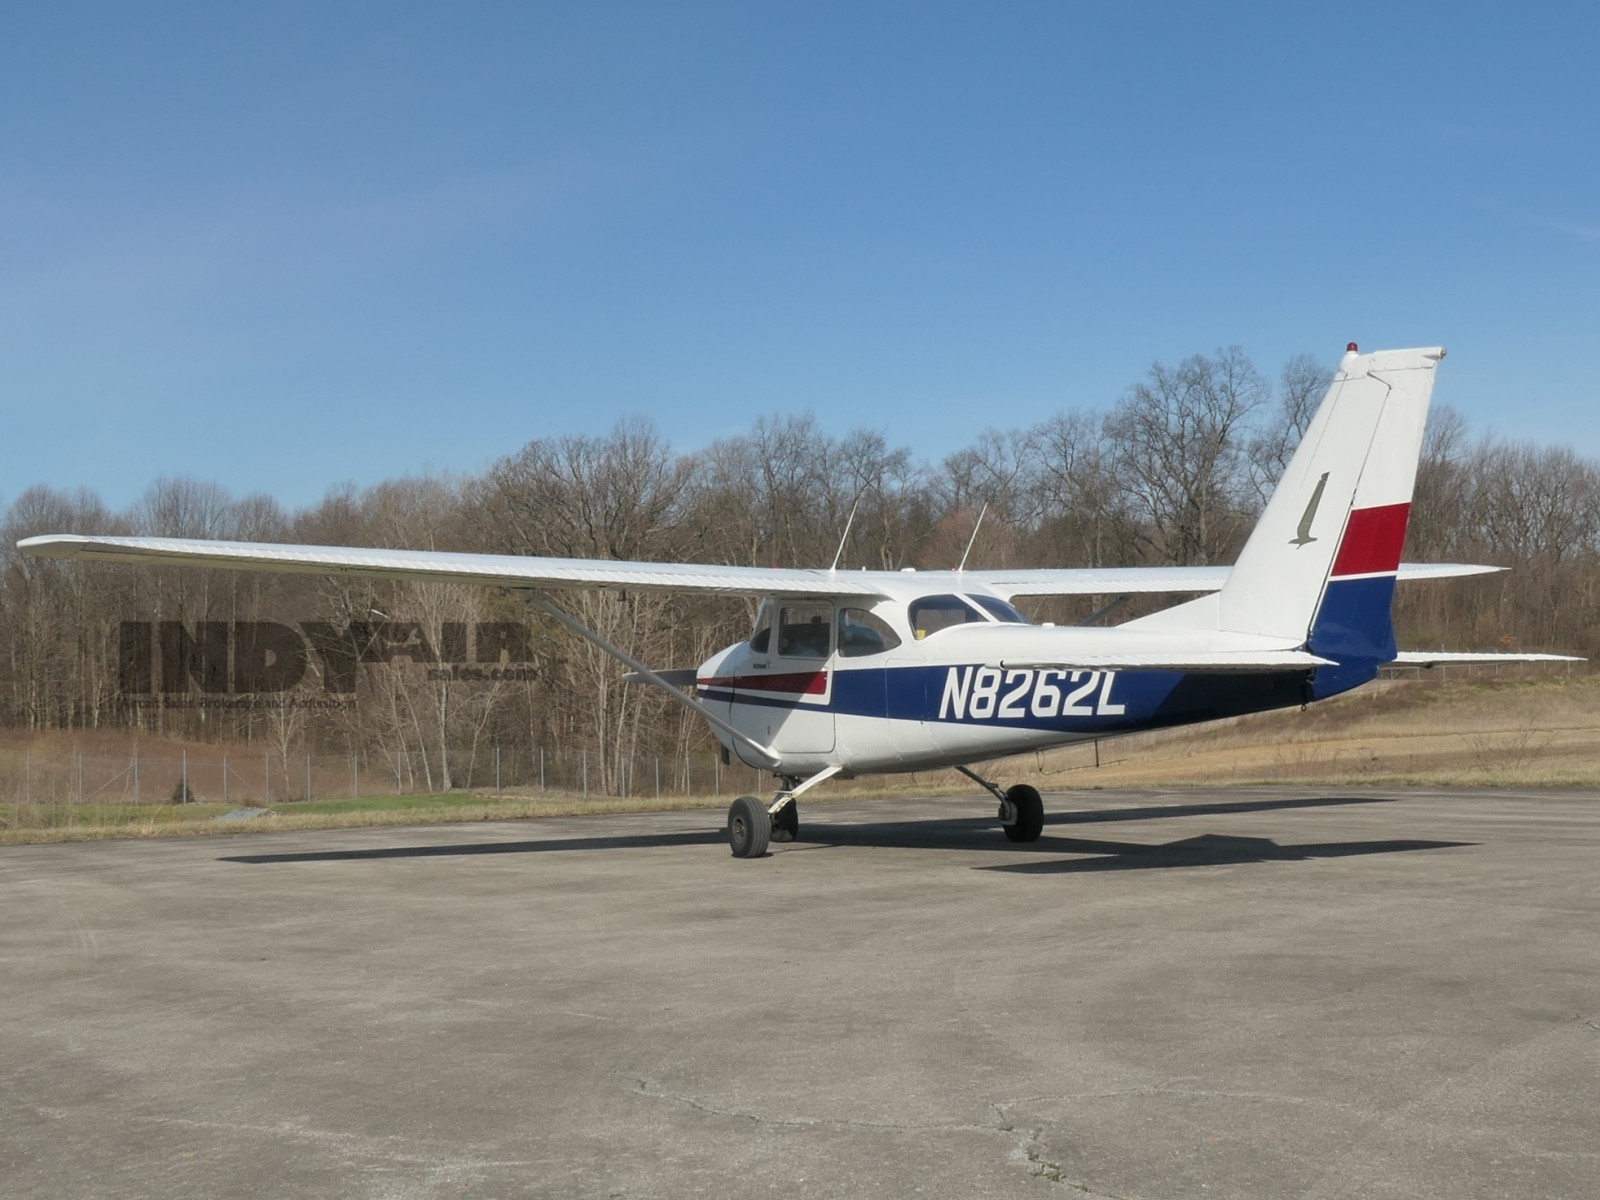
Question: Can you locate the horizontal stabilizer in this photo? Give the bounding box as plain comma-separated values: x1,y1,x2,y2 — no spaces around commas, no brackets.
1389,650,1584,667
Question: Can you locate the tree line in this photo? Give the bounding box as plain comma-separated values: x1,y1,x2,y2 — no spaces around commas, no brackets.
3,347,1596,794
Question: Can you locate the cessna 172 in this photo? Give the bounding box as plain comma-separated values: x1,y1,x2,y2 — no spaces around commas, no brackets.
18,345,1579,857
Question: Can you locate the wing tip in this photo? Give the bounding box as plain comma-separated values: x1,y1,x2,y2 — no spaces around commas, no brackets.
16,534,92,557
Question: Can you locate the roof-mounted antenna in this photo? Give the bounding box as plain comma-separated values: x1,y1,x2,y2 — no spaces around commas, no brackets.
829,498,861,573
956,502,988,573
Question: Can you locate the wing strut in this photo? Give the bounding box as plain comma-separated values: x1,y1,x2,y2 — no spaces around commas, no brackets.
512,590,783,770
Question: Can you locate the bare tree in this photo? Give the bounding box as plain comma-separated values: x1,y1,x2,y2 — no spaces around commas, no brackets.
1104,346,1268,565
1249,353,1333,499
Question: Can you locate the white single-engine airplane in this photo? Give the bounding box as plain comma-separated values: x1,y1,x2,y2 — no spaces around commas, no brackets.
19,345,1579,856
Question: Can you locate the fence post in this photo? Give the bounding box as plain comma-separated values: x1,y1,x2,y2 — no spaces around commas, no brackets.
495,745,501,792
223,756,228,807
352,754,359,799
655,757,661,799
539,746,545,791
582,751,588,798
78,751,84,803
182,750,189,803
305,753,312,802
713,752,720,795
264,751,269,804
133,753,139,805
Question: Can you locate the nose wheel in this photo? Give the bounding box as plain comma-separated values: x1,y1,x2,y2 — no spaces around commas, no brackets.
771,797,799,842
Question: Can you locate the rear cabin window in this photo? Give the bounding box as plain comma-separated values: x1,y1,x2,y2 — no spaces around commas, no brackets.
777,604,832,659
909,594,986,639
969,594,1031,624
838,608,903,657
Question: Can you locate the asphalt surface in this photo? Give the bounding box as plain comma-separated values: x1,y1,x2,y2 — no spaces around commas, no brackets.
3,787,1597,1199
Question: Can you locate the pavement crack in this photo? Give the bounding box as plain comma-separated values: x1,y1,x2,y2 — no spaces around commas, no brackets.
627,1080,1136,1197
1002,1084,1350,1111
623,1073,1016,1137
1020,1127,1129,1198
622,1074,823,1129
143,1115,541,1172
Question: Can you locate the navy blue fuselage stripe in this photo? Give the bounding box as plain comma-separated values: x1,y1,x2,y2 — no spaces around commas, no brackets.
703,663,1377,733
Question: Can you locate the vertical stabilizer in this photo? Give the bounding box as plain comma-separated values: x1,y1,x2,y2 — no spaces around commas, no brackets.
1132,345,1444,657
1218,344,1443,654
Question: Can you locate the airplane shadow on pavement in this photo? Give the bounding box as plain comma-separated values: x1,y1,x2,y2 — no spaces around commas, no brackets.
219,793,1471,871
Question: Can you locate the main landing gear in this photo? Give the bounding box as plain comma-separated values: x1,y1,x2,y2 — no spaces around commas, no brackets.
727,766,841,858
956,766,1045,843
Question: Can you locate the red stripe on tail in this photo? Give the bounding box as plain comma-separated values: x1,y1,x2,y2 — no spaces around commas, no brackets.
1330,503,1410,577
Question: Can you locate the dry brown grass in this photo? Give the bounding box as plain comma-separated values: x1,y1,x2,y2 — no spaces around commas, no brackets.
1035,671,1600,788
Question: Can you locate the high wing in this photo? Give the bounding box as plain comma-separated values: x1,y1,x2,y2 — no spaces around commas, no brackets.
17,534,1500,601
14,535,886,598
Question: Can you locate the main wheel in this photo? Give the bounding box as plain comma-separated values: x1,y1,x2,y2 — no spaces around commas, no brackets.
1000,784,1044,843
728,795,771,858
771,799,799,843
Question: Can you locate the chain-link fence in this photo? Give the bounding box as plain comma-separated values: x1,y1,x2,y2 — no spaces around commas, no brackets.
0,745,770,809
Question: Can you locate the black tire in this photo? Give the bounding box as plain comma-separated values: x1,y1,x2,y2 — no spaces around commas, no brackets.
728,795,771,858
1001,784,1044,843
771,799,799,843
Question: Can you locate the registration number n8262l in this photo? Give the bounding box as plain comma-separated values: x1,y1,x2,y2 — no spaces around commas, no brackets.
937,666,1125,721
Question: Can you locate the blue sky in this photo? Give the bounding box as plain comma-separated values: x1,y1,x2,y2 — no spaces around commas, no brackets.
4,2,1596,512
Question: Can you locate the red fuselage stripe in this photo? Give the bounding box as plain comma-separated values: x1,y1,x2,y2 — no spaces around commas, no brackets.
698,671,828,695
1331,502,1411,577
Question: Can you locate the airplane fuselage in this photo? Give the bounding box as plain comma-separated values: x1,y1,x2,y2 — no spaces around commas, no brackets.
696,581,1377,777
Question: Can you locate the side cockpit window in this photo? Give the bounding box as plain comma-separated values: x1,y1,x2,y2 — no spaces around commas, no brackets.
777,604,832,659
839,608,902,657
